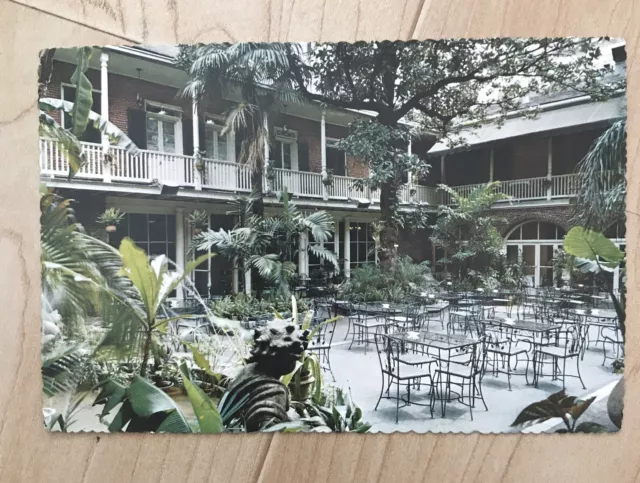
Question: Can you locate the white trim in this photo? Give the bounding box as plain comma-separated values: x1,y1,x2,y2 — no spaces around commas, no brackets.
326,136,347,176
203,113,235,163
144,100,183,155
275,129,299,171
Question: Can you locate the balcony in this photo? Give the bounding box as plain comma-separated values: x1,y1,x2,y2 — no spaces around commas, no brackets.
39,138,582,207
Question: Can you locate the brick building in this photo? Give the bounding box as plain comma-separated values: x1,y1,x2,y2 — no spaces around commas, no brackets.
40,43,626,295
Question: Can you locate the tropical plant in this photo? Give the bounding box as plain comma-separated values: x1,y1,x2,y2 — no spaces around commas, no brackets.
193,188,337,295
179,43,303,217
210,293,309,320
98,238,213,377
430,182,510,286
339,256,437,302
187,209,209,233
39,47,139,178
574,120,626,230
563,226,626,340
511,390,607,433
97,207,125,229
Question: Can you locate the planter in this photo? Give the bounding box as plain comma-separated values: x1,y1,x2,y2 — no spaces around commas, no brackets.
156,381,174,393
105,225,117,233
607,377,624,429
192,227,202,235
289,370,315,402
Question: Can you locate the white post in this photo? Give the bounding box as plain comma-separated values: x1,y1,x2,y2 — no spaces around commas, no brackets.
547,137,553,200
192,97,202,190
100,52,111,183
175,208,185,300
244,269,252,295
334,220,340,272
407,139,413,201
298,232,309,277
321,106,328,201
343,218,351,278
440,155,446,184
263,112,270,192
489,148,494,182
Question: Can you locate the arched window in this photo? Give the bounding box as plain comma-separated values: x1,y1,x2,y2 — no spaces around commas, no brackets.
507,221,566,241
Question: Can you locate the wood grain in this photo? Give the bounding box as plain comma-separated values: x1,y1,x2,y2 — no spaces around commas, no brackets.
0,0,638,481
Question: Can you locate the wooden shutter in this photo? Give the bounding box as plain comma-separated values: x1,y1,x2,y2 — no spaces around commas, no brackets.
298,141,310,172
127,108,147,150
182,119,194,156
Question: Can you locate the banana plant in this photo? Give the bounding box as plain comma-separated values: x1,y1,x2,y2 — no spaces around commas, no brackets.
563,226,626,340
103,238,214,377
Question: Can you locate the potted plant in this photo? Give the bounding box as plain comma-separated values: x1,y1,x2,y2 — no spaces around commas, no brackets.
187,209,209,235
97,207,125,232
322,169,335,188
194,149,207,176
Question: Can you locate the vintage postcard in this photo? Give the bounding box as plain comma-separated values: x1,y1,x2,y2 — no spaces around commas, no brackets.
40,38,626,433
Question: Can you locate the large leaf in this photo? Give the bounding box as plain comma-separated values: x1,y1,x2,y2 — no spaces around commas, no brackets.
126,375,179,417
70,47,94,138
39,112,86,178
564,227,624,266
179,362,223,433
119,238,159,323
511,390,577,427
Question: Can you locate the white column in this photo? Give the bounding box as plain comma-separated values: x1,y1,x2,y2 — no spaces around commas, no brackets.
244,268,252,295
489,148,494,182
192,97,202,190
298,232,309,277
100,52,111,183
343,218,351,278
547,137,553,200
407,139,414,201
321,106,328,200
263,112,270,192
440,155,446,184
334,220,340,271
175,208,185,300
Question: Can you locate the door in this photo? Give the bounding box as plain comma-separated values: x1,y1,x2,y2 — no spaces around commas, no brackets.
145,103,184,184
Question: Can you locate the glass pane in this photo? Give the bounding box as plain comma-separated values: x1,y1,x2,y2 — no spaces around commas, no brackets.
523,245,535,272
136,242,149,255
149,243,168,257
162,121,176,153
218,134,228,161
146,117,159,151
167,243,176,263
522,222,538,240
166,215,176,242
148,214,166,241
283,143,292,170
506,245,519,263
129,214,148,242
540,268,554,287
204,130,215,158
194,270,209,296
538,222,558,240
540,245,554,267
508,227,521,240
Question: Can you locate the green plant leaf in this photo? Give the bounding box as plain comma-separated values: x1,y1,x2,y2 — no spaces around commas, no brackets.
126,375,179,417
564,227,624,265
70,47,94,138
119,238,159,323
156,409,193,433
511,390,577,427
179,361,223,433
568,396,597,422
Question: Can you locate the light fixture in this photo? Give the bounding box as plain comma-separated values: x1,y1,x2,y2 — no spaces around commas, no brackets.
135,68,144,108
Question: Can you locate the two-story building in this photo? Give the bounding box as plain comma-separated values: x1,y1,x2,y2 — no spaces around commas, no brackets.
39,42,626,295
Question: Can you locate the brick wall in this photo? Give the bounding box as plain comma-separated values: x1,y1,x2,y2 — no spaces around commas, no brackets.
493,205,575,237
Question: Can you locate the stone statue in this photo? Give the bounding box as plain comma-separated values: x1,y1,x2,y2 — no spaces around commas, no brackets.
221,319,309,432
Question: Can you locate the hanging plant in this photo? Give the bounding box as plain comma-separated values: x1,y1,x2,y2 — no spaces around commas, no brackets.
97,207,125,232
194,149,207,175
187,209,209,235
322,168,335,187
266,162,276,181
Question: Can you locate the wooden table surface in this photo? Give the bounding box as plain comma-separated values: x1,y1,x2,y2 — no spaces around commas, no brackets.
1,1,639,482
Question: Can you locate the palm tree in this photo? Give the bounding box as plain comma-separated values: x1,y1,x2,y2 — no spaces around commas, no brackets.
180,43,303,217
194,188,338,295
574,120,626,231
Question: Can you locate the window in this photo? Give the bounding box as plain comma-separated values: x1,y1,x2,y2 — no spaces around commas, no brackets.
350,222,375,269
61,84,102,143
508,221,565,241
145,101,183,154
203,115,230,160
326,138,346,176
273,127,298,170
109,213,176,262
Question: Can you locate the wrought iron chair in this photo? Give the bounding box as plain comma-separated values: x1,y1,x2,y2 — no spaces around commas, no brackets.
534,326,586,389
602,326,624,367
431,340,488,420
373,333,435,423
307,317,337,381
348,303,386,354
483,325,532,390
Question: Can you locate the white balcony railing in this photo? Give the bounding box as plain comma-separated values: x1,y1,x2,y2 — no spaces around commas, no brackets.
40,138,586,207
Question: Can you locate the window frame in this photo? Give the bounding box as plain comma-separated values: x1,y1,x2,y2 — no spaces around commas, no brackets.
144,100,184,154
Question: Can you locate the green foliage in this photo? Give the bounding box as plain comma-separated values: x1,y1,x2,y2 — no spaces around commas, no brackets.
431,182,510,285
194,188,337,294
187,209,209,230
211,293,308,320
97,207,125,226
340,256,437,302
574,120,626,230
511,390,607,433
